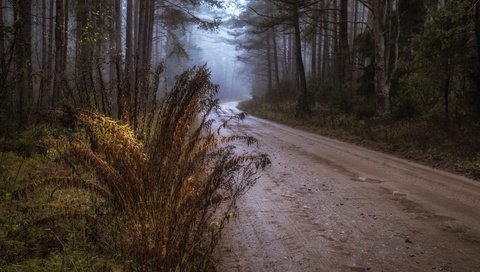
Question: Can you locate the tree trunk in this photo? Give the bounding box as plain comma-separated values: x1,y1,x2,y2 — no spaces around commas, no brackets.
316,0,324,80
137,0,147,70
64,0,68,66
145,0,155,68
131,0,140,126
0,0,5,100
132,0,155,129
303,34,308,72
122,0,133,121
14,0,33,124
333,0,339,83
321,29,328,82
109,1,116,102
110,0,122,116
321,0,330,83
38,0,47,109
475,2,480,113
0,0,4,69
443,57,451,119
282,34,288,75
46,0,55,103
476,3,480,69
351,0,359,89
289,33,296,84
272,27,280,89
372,1,388,116
76,0,92,106
115,0,122,52
266,32,272,94
311,18,317,78
53,0,66,106
317,17,323,80
339,0,350,84
293,6,310,117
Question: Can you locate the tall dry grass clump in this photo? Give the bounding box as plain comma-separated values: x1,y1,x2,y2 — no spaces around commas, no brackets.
20,66,270,271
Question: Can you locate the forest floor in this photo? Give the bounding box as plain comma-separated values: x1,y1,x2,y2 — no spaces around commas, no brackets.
213,102,480,272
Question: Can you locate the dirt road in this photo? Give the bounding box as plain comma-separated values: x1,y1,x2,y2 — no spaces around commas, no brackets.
213,102,480,272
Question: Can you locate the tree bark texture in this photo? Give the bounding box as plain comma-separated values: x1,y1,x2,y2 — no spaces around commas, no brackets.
293,5,310,117
14,0,33,124
372,0,388,116
53,0,66,106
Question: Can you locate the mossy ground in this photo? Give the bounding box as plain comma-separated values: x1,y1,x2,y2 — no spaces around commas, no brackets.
0,150,122,271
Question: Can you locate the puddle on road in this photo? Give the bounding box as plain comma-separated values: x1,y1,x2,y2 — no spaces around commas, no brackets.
352,176,385,184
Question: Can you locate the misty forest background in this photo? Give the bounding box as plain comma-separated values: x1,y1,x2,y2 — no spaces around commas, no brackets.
237,0,480,179
1,0,480,271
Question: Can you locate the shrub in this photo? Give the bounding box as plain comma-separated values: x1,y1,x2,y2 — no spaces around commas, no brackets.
18,66,270,271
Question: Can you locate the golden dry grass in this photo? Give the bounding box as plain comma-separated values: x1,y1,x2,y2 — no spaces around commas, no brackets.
18,66,270,271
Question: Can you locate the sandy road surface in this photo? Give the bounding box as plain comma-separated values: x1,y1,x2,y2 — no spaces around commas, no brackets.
213,102,480,272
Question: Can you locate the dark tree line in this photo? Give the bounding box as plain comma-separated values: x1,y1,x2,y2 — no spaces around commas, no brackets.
235,0,480,121
0,0,222,135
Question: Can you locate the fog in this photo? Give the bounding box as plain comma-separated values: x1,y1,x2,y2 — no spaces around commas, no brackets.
192,28,251,101
166,1,252,102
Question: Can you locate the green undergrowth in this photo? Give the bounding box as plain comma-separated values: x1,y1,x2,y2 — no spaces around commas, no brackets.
239,100,480,180
0,150,121,271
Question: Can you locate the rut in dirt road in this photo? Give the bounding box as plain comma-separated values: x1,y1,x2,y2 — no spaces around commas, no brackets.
214,102,480,272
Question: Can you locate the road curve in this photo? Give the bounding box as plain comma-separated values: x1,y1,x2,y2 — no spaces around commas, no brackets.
213,102,480,272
